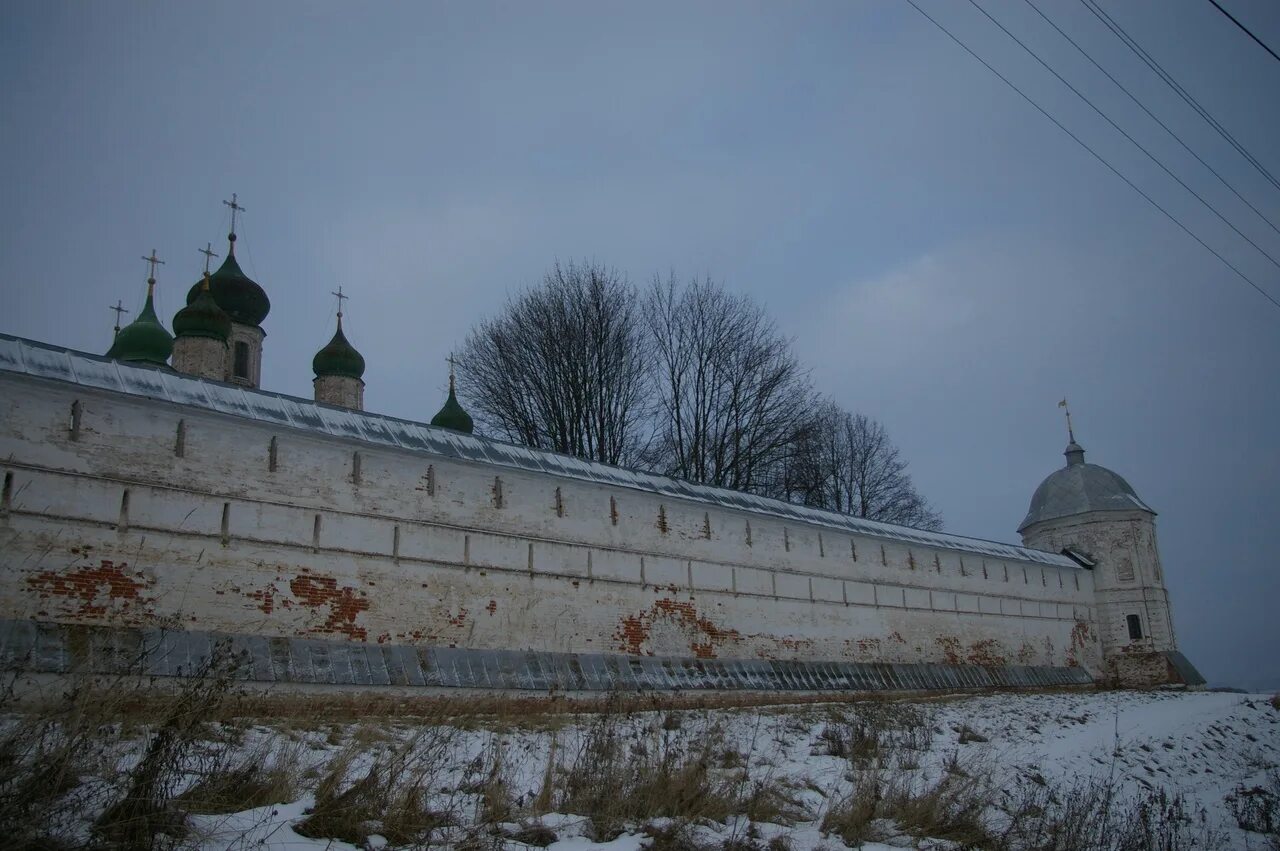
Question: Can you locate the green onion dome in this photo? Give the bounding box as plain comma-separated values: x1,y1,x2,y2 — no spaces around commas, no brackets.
312,316,366,380
110,281,173,367
173,276,232,341
185,233,270,326
430,374,474,433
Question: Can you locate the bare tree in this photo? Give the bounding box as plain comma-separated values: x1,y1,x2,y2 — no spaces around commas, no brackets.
786,401,943,530
643,275,816,495
456,261,651,466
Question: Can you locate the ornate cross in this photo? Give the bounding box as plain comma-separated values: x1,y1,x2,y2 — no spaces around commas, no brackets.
110,300,129,333
141,249,165,282
447,352,459,380
198,242,219,275
222,193,245,232
331,285,348,319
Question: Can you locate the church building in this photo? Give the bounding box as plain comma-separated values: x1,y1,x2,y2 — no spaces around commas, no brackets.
0,201,1203,693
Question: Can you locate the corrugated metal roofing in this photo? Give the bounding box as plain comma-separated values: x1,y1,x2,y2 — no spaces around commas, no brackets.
0,619,1094,691
0,333,1076,568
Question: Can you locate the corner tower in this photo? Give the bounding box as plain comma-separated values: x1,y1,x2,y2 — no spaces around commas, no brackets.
184,195,270,387
1018,410,1202,687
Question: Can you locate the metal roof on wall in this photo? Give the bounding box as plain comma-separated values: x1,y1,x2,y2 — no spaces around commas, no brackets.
0,618,1094,692
0,333,1077,568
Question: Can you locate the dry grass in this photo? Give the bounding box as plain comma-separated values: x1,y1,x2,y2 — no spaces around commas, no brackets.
176,736,301,815
821,767,992,847
0,667,1240,851
1226,770,1280,849
552,712,736,838
0,642,256,849
294,727,463,847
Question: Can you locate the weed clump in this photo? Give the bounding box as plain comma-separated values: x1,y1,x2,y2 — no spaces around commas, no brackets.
295,731,458,847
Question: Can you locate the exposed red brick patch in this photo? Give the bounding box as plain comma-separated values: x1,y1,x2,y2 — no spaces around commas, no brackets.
615,598,741,659
246,584,279,615
445,607,468,628
935,636,963,665
967,638,1005,667
289,574,370,640
850,637,882,660
778,636,815,653
1066,620,1092,667
25,560,156,619
485,599,497,615
1017,641,1037,664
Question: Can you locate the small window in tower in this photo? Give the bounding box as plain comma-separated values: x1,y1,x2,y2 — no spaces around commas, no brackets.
233,341,250,379
1127,614,1143,641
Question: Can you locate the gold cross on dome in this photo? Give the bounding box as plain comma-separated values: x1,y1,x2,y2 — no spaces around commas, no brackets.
110,299,129,333
331,285,349,318
222,193,245,232
141,249,165,282
198,242,219,275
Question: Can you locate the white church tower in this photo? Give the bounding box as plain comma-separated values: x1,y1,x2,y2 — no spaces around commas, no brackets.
1018,406,1202,687
312,287,366,410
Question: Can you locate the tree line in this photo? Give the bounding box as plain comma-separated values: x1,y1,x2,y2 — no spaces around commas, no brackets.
456,260,942,531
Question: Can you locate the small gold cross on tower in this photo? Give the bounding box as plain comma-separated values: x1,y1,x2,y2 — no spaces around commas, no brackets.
109,300,130,335
447,352,459,392
222,193,245,234
198,242,219,275
331,285,349,320
141,249,165,283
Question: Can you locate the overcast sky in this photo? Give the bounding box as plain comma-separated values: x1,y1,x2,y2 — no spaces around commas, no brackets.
3,0,1277,690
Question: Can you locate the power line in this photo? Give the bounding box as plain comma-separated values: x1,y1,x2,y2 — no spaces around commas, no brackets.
1081,0,1280,196
967,0,1280,273
902,0,1280,311
1022,0,1280,240
1206,0,1280,66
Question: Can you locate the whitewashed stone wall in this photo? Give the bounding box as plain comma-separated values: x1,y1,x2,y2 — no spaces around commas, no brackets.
0,372,1103,675
172,336,228,382
314,375,364,410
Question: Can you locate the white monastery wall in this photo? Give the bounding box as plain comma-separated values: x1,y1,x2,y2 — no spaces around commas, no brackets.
0,372,1103,673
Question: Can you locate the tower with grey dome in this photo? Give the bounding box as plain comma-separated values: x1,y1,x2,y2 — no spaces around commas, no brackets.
1019,428,1202,687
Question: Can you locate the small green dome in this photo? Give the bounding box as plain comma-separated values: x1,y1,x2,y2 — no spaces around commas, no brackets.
185,234,270,326
110,284,173,367
430,377,474,433
173,278,232,341
312,317,366,379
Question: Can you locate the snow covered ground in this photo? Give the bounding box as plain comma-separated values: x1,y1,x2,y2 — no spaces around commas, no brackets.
10,689,1279,849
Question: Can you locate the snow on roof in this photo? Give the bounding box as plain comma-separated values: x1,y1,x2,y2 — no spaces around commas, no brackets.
0,333,1077,569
